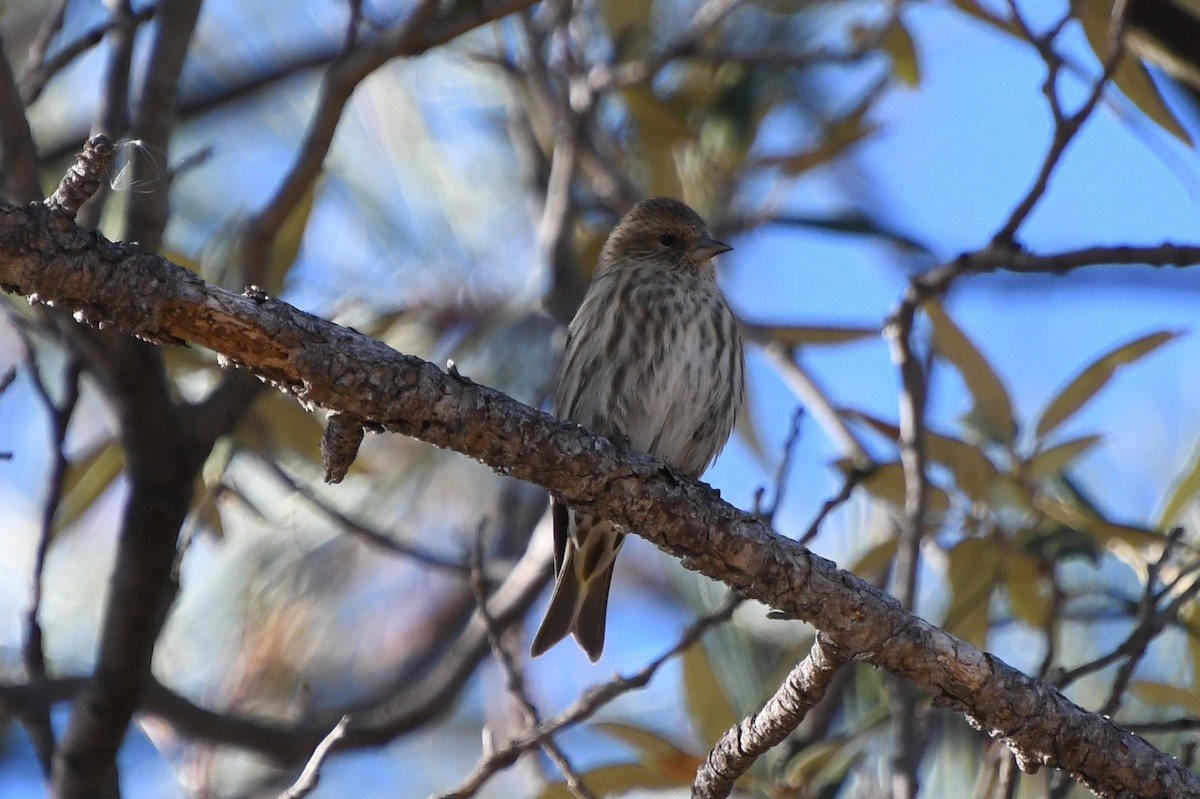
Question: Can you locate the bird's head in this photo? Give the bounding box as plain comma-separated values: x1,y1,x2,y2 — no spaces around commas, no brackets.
598,197,731,273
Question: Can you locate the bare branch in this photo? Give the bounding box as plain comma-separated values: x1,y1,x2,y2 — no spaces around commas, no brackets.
277,715,351,799
469,530,596,799
434,598,740,799
693,633,850,799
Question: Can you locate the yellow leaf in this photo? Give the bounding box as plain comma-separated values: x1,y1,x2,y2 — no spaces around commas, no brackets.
1077,0,1194,146
1035,330,1180,438
1003,551,1050,629
840,409,996,502
882,17,921,86
926,299,1016,443
681,640,739,742
925,432,997,503
55,441,123,531
1025,435,1103,481
1181,602,1200,691
1158,442,1200,527
849,537,899,580
594,722,699,776
945,538,1001,647
535,762,688,799
1131,680,1200,715
845,460,951,514
1034,494,1163,551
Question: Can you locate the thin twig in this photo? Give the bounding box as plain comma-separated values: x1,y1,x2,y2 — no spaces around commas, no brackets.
277,715,351,799
257,455,476,575
468,527,596,799
432,597,741,799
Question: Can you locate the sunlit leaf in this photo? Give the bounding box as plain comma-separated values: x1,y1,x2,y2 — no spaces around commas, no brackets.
594,722,698,773
1035,330,1180,438
849,537,899,580
682,640,739,742
1077,0,1194,146
1034,494,1163,551
840,409,997,502
1004,551,1050,629
1181,602,1200,691
986,472,1036,514
882,17,921,86
622,85,695,197
926,299,1016,443
1024,435,1103,481
841,459,951,514
1158,444,1200,527
1131,680,1200,715
744,322,879,348
535,762,686,799
945,538,1000,647
55,441,124,531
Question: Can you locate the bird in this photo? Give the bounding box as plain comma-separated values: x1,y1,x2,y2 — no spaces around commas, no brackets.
530,196,745,662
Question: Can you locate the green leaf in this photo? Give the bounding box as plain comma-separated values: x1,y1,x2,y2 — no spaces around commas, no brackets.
744,323,879,348
535,762,687,799
681,640,738,742
944,538,1001,647
783,735,863,792
1024,435,1103,481
849,537,899,580
1077,0,1194,146
1158,443,1200,527
1035,330,1180,438
838,459,951,514
55,441,123,531
882,17,921,86
1131,680,1200,715
1034,494,1163,551
925,299,1017,444
1004,551,1050,629
594,722,697,770
840,409,997,502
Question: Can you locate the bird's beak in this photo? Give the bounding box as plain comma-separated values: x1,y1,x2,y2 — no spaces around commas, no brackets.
693,236,732,262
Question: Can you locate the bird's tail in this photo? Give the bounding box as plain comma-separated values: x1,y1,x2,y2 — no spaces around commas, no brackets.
530,508,623,661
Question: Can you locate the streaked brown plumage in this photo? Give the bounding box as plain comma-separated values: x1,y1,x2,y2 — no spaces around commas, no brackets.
530,197,745,661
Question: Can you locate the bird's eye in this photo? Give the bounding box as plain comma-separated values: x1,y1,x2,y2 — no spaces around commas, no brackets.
658,233,679,247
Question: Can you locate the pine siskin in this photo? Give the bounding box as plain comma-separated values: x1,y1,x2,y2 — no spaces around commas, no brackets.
531,197,746,661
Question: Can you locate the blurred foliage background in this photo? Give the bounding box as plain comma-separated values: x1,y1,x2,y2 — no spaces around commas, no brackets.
3,0,1200,797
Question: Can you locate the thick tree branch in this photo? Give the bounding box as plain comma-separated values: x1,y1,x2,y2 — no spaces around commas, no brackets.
3,198,1200,796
